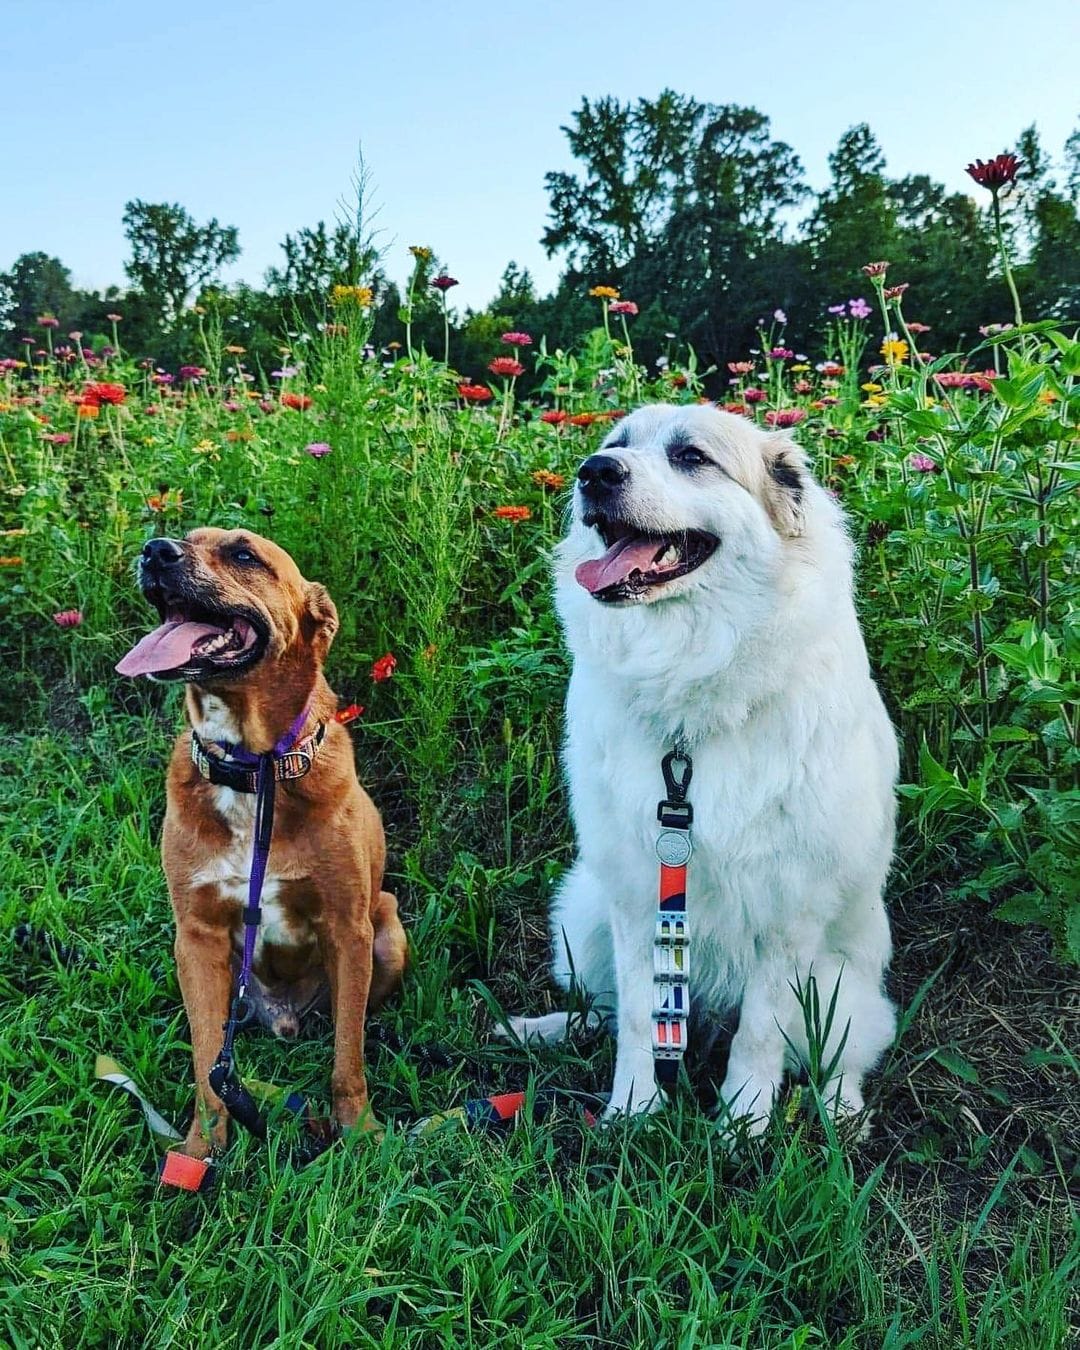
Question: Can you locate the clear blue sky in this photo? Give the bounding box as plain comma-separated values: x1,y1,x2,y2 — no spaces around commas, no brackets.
4,0,1077,311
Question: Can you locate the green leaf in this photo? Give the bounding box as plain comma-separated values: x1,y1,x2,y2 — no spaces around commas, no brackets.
993,891,1050,926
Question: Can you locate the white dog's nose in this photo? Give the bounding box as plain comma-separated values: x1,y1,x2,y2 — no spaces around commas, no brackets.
578,454,629,496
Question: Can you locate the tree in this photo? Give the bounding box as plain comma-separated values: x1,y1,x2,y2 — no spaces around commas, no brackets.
122,201,240,324
0,252,81,341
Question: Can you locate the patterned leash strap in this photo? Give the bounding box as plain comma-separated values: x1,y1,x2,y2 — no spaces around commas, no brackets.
653,742,693,1090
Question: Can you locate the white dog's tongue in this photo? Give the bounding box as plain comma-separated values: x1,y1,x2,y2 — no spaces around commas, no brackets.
115,619,225,677
576,536,663,594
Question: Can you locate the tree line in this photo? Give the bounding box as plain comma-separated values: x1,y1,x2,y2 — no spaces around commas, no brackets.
3,93,1078,381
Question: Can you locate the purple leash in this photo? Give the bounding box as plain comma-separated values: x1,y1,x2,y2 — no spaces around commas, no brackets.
208,703,313,1141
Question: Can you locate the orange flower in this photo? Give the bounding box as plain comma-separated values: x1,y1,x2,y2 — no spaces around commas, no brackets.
281,392,312,411
532,470,566,491
76,403,99,419
493,505,532,522
0,556,23,567
147,489,184,513
224,344,246,355
588,286,620,299
568,413,597,427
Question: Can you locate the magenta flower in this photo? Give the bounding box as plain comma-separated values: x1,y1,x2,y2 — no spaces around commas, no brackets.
827,303,846,315
430,274,459,291
178,365,206,381
305,441,332,457
53,609,83,628
909,453,938,473
500,331,533,345
768,347,794,360
848,298,872,320
765,409,807,428
742,387,767,404
42,432,73,445
37,315,60,328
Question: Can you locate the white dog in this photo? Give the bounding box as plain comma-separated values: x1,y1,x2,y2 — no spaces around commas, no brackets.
504,403,898,1130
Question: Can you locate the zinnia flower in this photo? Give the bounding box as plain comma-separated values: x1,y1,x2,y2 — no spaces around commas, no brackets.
42,432,72,445
861,261,889,278
728,361,755,375
568,412,598,426
880,337,909,366
53,609,83,628
909,453,938,473
742,388,767,404
106,313,122,323
501,331,533,345
37,315,60,328
721,402,748,415
816,361,844,376
457,383,492,402
768,347,794,360
493,505,531,522
966,154,1021,192
488,357,524,378
76,403,99,419
408,246,432,261
281,392,312,410
430,274,459,292
304,442,332,457
371,653,397,682
764,409,807,428
608,301,638,316
178,365,206,381
331,285,374,306
539,409,567,425
532,470,566,491
883,284,909,300
334,703,364,723
588,286,620,299
82,381,127,406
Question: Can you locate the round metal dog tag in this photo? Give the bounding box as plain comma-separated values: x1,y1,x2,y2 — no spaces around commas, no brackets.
655,829,692,867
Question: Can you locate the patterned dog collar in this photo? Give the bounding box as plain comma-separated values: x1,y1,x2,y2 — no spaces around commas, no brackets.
190,722,326,792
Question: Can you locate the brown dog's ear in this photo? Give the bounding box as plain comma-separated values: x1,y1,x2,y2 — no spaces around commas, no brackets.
303,581,339,650
762,438,807,538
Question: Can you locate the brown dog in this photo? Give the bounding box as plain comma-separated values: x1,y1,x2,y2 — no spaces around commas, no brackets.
117,527,406,1158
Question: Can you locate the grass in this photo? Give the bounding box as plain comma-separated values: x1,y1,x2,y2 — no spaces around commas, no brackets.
1,306,1078,1346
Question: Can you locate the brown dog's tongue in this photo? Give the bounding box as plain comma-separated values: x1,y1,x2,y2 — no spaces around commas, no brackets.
115,620,225,677
575,536,663,594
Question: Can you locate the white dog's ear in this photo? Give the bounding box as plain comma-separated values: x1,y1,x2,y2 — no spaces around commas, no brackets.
762,438,807,538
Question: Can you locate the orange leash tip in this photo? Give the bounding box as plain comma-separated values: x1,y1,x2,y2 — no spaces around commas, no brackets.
159,1151,214,1192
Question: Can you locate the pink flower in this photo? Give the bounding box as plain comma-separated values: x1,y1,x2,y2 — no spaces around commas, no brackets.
608,301,638,316
305,441,332,457
53,609,83,628
768,347,794,360
222,400,241,412
764,408,807,428
37,315,60,328
106,313,123,322
727,361,755,375
848,298,873,320
742,387,767,404
501,331,533,345
909,453,938,473
42,432,73,445
488,357,525,378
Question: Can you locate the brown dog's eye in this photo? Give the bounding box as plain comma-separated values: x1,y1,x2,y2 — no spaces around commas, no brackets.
230,546,259,565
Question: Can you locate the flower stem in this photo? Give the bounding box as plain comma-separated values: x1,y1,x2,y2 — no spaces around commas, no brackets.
991,192,1024,328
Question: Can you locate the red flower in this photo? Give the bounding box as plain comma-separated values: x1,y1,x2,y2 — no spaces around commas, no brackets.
430,274,459,291
52,609,83,628
501,331,533,346
334,702,365,724
82,381,126,406
281,392,312,410
861,261,889,278
371,653,397,682
457,383,492,402
764,408,807,428
493,505,532,522
966,154,1021,192
539,409,567,425
883,284,909,300
488,357,525,378
568,412,597,427
721,402,748,415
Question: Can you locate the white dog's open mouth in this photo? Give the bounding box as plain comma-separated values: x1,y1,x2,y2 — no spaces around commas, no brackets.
576,515,719,602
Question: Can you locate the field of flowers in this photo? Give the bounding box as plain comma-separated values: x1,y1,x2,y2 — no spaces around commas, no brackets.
1,245,1077,1344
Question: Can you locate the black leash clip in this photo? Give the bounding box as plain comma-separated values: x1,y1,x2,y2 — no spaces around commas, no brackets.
658,747,694,829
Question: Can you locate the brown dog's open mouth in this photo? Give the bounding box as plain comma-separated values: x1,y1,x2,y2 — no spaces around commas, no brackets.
575,515,719,603
116,604,268,680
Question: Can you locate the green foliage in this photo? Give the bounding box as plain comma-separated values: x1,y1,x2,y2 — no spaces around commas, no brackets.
122,200,241,325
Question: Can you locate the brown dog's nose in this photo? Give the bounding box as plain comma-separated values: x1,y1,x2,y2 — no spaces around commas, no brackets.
141,537,184,569
578,454,629,497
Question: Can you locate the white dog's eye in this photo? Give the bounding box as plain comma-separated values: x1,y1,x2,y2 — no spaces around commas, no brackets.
669,445,708,468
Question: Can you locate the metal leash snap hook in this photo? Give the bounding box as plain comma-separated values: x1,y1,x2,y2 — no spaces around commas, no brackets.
661,747,693,803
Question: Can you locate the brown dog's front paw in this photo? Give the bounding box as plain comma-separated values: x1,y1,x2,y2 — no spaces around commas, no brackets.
182,1111,227,1159
333,1093,381,1137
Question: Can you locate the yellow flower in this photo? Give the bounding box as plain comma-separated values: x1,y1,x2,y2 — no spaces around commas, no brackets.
224,344,246,355
862,395,887,408
408,245,432,261
861,382,883,393
0,402,11,413
790,363,810,372
589,285,620,300
331,284,374,307
880,337,909,366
